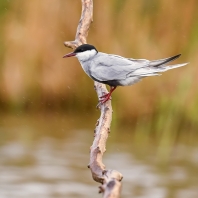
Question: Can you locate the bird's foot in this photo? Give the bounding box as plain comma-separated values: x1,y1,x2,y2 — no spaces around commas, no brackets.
100,92,112,103
99,93,110,99
96,93,112,108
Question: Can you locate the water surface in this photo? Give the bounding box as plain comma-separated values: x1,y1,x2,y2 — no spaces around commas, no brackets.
0,114,198,198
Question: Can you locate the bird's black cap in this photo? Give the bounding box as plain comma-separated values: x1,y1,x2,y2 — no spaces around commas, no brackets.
74,44,98,53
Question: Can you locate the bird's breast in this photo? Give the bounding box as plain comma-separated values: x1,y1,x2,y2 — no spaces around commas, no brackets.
79,60,92,78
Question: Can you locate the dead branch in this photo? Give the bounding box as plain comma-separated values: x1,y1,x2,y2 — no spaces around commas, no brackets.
64,0,123,197
64,0,93,49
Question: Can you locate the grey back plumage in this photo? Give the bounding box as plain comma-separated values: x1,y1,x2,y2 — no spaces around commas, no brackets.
77,52,187,87
89,53,150,81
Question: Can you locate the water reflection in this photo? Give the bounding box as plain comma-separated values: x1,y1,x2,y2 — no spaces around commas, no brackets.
0,115,198,198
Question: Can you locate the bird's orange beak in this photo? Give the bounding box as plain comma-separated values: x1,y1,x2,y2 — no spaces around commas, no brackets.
63,52,76,58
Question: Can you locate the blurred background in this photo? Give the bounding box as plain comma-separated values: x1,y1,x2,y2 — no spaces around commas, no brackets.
0,0,198,197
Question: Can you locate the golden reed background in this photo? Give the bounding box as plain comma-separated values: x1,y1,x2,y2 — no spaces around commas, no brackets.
0,0,197,129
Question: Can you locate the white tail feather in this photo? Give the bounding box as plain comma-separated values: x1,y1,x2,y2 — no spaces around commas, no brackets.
162,63,188,71
131,63,188,77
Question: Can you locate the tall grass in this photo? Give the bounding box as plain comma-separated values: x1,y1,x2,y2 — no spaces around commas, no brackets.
0,0,197,133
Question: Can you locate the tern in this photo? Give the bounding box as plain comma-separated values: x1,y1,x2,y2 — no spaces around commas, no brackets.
63,44,187,104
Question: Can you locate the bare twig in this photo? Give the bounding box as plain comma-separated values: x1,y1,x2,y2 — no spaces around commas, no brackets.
64,0,123,197
64,0,93,49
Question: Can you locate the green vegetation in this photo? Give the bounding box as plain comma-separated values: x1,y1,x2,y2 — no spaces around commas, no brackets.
0,0,197,135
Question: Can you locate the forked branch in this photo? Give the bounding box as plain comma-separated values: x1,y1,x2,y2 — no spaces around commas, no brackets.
64,0,123,197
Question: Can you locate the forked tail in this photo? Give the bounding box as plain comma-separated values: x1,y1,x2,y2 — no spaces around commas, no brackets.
132,54,188,77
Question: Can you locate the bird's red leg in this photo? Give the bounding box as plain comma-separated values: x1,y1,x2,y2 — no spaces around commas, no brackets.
99,86,117,104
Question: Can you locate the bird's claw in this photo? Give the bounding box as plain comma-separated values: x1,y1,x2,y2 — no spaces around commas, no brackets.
99,97,112,103
96,102,101,109
99,93,109,98
96,95,112,108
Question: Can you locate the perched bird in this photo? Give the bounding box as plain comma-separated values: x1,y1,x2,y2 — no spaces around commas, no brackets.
63,44,187,104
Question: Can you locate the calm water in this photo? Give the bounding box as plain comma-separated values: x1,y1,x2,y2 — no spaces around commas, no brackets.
0,114,198,198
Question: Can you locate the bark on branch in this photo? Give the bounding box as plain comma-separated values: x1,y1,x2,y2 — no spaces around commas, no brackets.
64,0,123,197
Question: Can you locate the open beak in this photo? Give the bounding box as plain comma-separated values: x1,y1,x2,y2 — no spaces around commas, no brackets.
63,52,76,58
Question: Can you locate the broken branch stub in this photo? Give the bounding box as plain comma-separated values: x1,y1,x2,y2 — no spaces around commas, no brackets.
64,0,93,49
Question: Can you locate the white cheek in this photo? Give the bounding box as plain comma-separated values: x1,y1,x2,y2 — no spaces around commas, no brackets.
76,51,90,60
76,49,97,61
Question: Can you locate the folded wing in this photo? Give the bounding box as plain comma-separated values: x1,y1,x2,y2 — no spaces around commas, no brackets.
90,53,187,82
90,53,149,81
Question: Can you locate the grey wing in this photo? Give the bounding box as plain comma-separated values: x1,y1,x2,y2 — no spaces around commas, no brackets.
90,53,149,81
